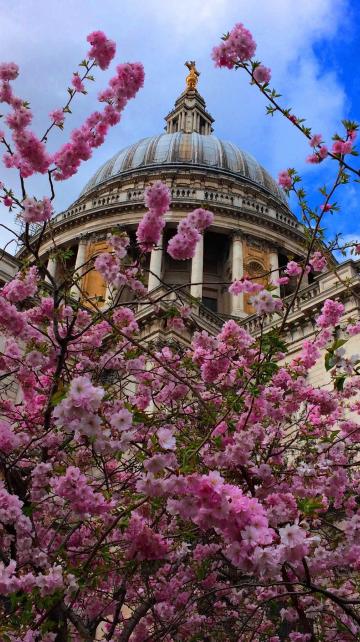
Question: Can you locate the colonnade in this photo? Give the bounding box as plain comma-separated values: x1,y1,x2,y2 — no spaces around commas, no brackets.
46,231,281,317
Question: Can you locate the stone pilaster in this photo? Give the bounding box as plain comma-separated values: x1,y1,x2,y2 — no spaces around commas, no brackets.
269,248,280,297
231,233,245,317
148,233,164,292
190,235,204,300
70,238,88,299
45,255,57,284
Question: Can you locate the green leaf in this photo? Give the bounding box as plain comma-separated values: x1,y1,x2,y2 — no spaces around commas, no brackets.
297,496,324,515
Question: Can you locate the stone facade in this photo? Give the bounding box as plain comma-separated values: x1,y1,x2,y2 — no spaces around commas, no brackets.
14,78,360,387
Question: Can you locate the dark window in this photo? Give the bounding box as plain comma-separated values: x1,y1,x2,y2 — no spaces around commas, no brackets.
202,297,218,313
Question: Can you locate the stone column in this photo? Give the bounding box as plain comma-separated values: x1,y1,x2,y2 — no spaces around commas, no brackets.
148,233,163,292
231,234,244,316
190,235,204,300
45,255,57,283
70,238,88,299
269,249,281,297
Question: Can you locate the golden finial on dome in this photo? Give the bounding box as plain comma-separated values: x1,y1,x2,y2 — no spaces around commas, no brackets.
185,60,200,91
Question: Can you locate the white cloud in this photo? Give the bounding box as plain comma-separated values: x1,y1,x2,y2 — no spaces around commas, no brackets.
0,0,354,250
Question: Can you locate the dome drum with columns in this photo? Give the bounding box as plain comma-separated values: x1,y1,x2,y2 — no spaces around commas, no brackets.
25,64,312,321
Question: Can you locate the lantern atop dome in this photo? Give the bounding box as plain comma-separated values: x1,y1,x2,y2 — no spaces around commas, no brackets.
164,63,214,135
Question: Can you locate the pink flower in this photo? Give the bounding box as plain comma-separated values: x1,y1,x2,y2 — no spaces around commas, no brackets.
21,197,52,223
12,128,51,175
95,252,120,282
279,523,307,548
332,139,353,155
229,278,263,295
136,212,165,251
53,63,144,181
317,299,344,328
158,427,176,450
72,74,85,92
3,195,12,207
167,209,213,260
212,23,256,68
320,203,333,212
110,408,133,431
253,65,271,84
2,266,38,303
250,289,282,314
144,181,171,215
309,251,327,273
275,276,289,285
5,106,32,130
310,133,323,147
187,208,214,232
87,31,116,70
0,62,19,81
285,261,302,277
277,169,292,190
0,420,20,454
49,109,64,125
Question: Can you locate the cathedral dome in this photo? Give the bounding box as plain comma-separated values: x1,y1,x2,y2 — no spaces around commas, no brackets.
80,132,287,205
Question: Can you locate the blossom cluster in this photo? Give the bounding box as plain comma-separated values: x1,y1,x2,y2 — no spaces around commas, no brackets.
212,23,256,68
167,208,214,260
136,180,171,250
53,62,144,180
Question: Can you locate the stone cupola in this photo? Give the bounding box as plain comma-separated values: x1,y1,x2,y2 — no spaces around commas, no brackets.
164,61,214,135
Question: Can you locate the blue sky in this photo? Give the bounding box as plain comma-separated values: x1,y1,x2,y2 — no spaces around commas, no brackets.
0,0,359,255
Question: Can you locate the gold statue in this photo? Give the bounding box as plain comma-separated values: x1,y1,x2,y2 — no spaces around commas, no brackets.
185,60,199,91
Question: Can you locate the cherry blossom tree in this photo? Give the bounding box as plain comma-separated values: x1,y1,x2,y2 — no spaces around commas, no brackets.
0,24,360,642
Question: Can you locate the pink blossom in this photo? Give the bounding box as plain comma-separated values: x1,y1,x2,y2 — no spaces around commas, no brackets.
277,169,292,190
72,74,85,92
309,251,327,273
2,266,39,303
253,65,271,84
87,31,116,70
95,252,120,282
229,278,263,295
0,62,19,81
110,408,133,431
250,289,282,314
320,203,333,212
52,466,113,517
3,195,12,207
307,145,329,163
285,261,302,277
275,275,289,285
107,233,129,258
0,420,20,453
332,139,353,155
158,427,176,450
310,133,323,147
49,108,64,125
212,23,256,68
317,299,344,328
347,321,360,336
21,197,52,223
187,208,214,232
279,523,307,547
12,128,51,175
5,106,32,130
144,181,171,215
53,63,144,181
136,211,165,251
167,209,213,260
